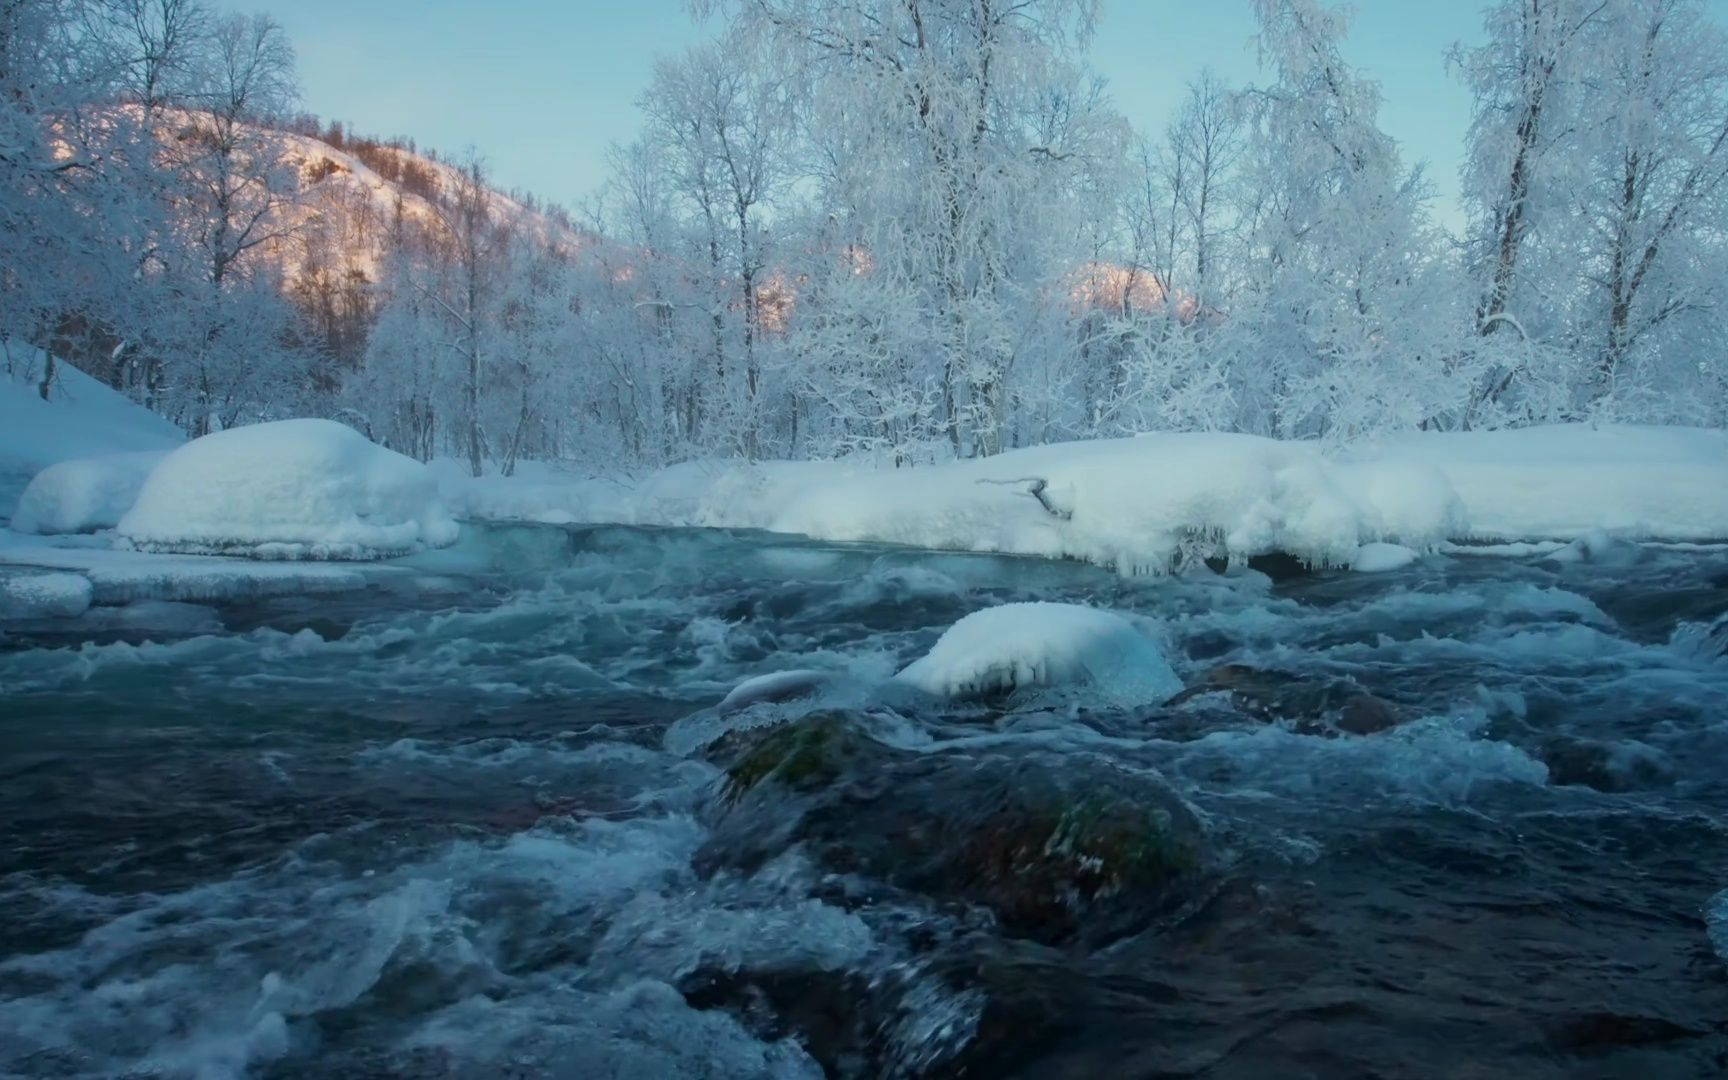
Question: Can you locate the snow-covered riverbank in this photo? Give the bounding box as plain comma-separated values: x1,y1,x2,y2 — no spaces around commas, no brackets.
441,424,1728,573
7,362,1728,602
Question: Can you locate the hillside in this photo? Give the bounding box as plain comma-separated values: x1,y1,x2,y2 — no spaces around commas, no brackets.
267,122,593,283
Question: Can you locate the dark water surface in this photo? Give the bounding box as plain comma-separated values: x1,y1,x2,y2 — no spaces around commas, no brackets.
2,523,1727,1078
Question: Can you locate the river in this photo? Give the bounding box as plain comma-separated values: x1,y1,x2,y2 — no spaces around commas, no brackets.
2,523,1726,1077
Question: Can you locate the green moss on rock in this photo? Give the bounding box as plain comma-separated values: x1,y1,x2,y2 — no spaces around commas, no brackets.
722,713,853,803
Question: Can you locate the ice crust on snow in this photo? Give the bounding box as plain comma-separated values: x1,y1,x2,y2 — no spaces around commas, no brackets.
11,451,168,534
118,419,459,560
895,602,1183,705
0,571,94,619
0,532,396,604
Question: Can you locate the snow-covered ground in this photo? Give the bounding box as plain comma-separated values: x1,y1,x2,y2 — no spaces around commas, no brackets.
0,376,455,610
1349,424,1728,542
441,424,1728,574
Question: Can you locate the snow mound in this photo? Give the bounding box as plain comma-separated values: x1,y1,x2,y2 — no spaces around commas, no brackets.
12,451,168,534
895,602,1182,706
117,420,459,560
0,353,183,522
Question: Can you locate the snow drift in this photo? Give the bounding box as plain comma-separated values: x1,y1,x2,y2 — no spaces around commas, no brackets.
117,419,459,560
11,451,168,534
1,354,183,522
896,602,1182,705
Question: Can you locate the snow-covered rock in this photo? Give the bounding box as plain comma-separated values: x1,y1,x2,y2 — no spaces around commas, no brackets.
1351,542,1419,573
117,419,459,560
11,451,168,534
716,669,834,713
895,602,1182,705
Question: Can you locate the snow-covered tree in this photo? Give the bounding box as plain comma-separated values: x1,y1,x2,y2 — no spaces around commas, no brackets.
1231,0,1466,439
639,36,794,456
1458,0,1728,422
713,0,1119,458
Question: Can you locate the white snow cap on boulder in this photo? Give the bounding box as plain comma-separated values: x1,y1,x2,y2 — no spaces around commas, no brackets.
12,450,168,534
117,419,459,560
896,602,1182,706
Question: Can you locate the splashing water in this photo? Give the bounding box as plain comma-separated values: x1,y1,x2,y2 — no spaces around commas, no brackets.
3,522,1727,1077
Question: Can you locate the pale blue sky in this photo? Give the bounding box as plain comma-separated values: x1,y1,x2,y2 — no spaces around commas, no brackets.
209,1,1559,225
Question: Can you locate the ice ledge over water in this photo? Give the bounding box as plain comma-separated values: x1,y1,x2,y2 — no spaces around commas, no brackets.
447,425,1728,575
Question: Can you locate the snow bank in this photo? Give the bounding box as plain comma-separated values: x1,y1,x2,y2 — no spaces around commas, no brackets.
758,434,1462,573
11,451,168,534
1353,425,1728,542
0,353,183,522
447,424,1728,572
118,420,459,560
896,602,1182,706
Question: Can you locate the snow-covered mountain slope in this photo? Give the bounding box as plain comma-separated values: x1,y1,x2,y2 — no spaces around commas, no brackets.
0,351,184,523
261,124,591,286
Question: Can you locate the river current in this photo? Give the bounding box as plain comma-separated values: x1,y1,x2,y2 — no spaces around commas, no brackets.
2,523,1726,1078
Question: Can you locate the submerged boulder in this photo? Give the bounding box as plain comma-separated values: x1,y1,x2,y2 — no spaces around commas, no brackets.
1163,663,1403,736
701,713,1207,947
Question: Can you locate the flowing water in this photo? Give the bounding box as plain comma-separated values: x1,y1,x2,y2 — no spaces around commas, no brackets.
2,523,1727,1078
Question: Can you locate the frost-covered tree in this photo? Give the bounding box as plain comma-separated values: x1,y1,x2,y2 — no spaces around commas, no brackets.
1577,0,1728,410
1232,0,1466,439
1458,0,1728,422
1164,70,1246,310
712,0,1118,458
639,36,794,456
158,11,305,433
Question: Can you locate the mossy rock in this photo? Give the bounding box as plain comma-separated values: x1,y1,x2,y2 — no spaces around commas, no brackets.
717,711,885,804
1164,663,1404,736
702,739,1208,947
890,762,1203,943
